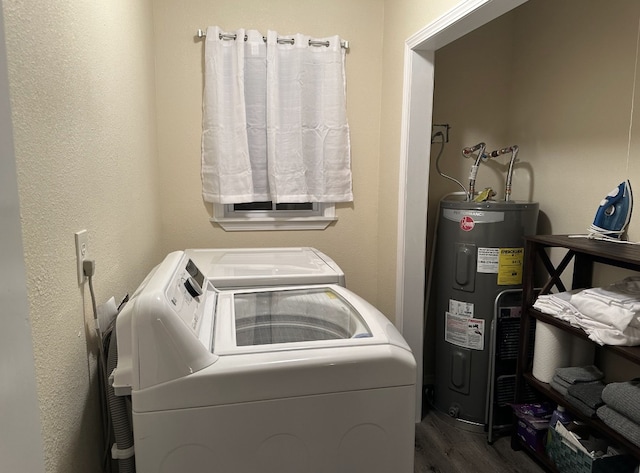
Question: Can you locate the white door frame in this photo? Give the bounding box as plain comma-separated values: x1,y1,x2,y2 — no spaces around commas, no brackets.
395,0,528,421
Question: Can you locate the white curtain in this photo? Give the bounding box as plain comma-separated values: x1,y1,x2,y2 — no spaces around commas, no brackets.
244,29,269,201
201,26,252,204
201,27,353,204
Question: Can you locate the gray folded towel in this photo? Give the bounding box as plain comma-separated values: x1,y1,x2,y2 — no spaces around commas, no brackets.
601,378,640,424
564,393,596,417
567,381,605,409
597,405,640,447
550,375,570,396
555,365,604,384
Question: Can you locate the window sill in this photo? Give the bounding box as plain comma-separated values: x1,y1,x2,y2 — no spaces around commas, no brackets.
210,216,337,231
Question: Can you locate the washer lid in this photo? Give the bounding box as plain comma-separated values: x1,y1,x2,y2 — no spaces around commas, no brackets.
184,247,344,288
212,285,397,355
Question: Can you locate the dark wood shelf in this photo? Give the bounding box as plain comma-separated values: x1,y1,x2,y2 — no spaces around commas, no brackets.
526,235,640,271
523,373,640,458
514,234,640,467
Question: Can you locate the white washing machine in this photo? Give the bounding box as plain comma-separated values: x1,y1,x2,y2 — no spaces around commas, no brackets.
112,248,416,473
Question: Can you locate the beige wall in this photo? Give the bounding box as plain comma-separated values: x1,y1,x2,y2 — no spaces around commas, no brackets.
511,0,640,237
153,0,385,307
3,0,162,471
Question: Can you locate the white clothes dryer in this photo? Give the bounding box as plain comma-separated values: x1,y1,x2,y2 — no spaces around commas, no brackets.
112,249,416,473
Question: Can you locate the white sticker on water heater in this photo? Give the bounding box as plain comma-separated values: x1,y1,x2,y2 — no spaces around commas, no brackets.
445,312,485,351
448,299,474,316
477,247,499,273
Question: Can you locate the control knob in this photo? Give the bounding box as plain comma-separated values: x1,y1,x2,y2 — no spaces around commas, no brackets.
184,276,203,298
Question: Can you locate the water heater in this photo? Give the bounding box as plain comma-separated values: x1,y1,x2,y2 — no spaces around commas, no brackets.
432,198,538,427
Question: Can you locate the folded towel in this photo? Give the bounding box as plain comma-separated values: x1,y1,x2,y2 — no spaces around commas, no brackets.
570,278,640,332
533,289,640,346
597,405,640,447
550,375,570,396
567,381,605,409
587,324,640,346
564,393,597,418
555,365,603,384
533,290,582,317
601,379,640,425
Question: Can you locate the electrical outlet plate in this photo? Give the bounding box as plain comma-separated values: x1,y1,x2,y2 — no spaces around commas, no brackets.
75,230,88,285
432,123,451,143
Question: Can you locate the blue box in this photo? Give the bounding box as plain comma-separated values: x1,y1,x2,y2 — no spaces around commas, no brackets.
512,403,553,454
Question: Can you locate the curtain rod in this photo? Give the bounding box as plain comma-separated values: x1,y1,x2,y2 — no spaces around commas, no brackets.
195,29,349,50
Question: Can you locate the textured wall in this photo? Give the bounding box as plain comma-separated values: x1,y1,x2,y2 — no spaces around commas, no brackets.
152,0,385,308
0,2,46,470
2,1,162,471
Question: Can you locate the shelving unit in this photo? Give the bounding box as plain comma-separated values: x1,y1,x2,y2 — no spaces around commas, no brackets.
513,234,640,467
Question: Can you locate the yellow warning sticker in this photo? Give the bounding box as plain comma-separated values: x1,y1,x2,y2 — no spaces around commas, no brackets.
497,247,524,285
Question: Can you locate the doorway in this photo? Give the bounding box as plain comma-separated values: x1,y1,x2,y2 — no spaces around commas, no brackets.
395,0,528,421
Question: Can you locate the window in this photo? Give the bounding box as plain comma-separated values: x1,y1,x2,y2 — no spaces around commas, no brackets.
201,28,353,221
233,202,313,212
211,201,337,231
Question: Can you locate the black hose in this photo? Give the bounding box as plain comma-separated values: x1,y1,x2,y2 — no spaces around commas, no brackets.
106,329,136,473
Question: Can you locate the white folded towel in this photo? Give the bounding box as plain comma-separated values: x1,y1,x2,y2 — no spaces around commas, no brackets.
587,324,640,346
533,290,581,317
570,277,640,332
533,288,640,346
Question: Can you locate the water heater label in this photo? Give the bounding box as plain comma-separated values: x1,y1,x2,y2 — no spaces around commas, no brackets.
498,248,524,285
448,299,474,316
445,312,485,351
442,208,505,224
477,247,499,273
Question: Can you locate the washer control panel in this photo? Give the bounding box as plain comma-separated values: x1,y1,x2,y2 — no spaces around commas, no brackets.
166,258,210,334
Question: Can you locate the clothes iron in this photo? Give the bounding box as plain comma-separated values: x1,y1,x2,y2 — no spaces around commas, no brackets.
589,180,633,240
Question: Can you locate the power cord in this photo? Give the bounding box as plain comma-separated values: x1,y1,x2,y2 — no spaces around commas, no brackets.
83,260,98,318
83,260,114,473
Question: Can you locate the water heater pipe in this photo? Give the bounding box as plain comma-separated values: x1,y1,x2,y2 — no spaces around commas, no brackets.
485,145,519,201
462,142,487,201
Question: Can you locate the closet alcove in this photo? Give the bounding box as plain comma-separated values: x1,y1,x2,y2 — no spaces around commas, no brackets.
423,0,640,403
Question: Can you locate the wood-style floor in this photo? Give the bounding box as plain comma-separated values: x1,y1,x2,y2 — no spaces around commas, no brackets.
414,410,544,473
